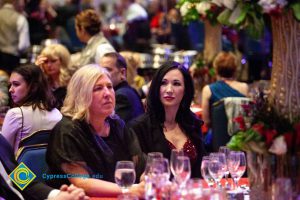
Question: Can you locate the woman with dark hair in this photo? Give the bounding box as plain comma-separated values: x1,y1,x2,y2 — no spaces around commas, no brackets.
1,64,62,154
129,61,206,178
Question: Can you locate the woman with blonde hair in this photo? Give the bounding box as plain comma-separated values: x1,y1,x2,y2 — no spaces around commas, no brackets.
46,64,145,197
35,43,71,109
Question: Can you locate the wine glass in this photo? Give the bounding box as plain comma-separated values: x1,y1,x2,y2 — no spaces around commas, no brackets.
228,151,246,190
208,154,225,188
151,158,170,187
219,146,231,188
201,156,214,188
114,161,136,194
175,156,191,187
170,149,184,180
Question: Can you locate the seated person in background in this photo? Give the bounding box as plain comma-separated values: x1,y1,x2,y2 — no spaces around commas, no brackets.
69,9,115,74
129,61,206,178
46,65,145,198
119,51,145,93
1,64,62,154
99,52,144,124
0,70,9,107
35,44,71,109
0,134,89,200
201,51,248,128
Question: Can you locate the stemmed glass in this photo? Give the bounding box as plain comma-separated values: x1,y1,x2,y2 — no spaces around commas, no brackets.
208,153,226,188
228,151,246,190
151,157,170,187
200,156,215,188
170,149,184,181
114,161,136,194
175,156,191,187
219,146,231,188
144,152,164,199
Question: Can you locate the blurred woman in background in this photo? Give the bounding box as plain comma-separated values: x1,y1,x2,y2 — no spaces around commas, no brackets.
1,64,62,154
35,43,71,109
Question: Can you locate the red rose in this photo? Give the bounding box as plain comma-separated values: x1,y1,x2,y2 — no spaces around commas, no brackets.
265,129,278,147
283,132,293,147
233,116,246,131
294,123,300,146
252,123,265,136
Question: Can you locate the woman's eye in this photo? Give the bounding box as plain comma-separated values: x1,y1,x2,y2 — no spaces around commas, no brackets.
93,86,103,91
161,80,168,86
173,81,182,86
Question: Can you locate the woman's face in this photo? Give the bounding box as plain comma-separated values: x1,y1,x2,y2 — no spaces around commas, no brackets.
42,56,61,77
159,69,185,110
89,74,116,118
9,72,30,104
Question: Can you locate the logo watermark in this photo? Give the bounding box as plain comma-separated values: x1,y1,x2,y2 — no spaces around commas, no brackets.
9,162,36,190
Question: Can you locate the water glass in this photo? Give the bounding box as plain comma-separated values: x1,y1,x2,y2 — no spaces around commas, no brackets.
201,156,215,187
115,161,136,194
208,154,225,188
228,151,246,189
170,149,184,180
175,156,191,187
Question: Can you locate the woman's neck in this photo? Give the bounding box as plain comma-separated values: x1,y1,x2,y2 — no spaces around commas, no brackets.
89,116,110,137
164,106,178,125
218,76,234,81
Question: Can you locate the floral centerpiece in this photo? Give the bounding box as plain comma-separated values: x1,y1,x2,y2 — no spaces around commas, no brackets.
177,0,300,38
227,92,300,199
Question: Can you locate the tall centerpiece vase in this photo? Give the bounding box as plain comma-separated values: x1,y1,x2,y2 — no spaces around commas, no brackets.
247,151,300,200
268,10,300,121
203,20,222,63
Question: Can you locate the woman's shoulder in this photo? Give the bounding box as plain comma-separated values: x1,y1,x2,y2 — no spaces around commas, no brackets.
129,113,154,128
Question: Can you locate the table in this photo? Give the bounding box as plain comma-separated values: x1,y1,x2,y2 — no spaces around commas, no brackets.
90,178,249,200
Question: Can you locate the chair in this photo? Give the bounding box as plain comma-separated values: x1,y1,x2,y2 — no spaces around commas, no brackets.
18,129,51,148
211,99,230,152
16,144,48,182
211,97,251,151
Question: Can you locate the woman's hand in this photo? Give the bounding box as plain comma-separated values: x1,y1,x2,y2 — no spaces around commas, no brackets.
129,182,145,198
35,55,48,68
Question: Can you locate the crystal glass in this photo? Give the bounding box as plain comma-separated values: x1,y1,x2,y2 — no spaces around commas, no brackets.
208,154,225,188
170,149,184,181
175,156,191,187
115,161,136,194
151,157,170,187
219,146,231,188
228,151,246,189
201,156,214,187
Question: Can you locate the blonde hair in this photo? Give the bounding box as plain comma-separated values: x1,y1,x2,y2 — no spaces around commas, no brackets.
61,64,111,122
119,51,144,90
40,44,71,87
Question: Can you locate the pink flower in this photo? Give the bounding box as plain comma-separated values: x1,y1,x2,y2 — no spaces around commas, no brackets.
269,136,287,155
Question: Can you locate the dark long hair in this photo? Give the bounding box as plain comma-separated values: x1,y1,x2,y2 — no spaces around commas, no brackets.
12,64,56,111
147,61,197,125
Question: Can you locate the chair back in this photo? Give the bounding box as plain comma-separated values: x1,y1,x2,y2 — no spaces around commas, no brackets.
211,97,252,151
211,99,230,152
16,144,48,182
19,129,51,148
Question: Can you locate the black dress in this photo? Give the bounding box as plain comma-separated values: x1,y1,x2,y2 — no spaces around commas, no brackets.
46,115,145,188
129,112,206,178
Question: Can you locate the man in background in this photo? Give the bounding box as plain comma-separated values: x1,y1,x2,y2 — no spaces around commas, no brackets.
0,0,30,73
100,52,144,123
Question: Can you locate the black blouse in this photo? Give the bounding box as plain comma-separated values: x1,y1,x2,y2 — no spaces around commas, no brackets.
46,115,145,188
